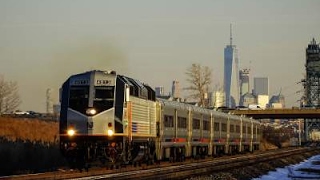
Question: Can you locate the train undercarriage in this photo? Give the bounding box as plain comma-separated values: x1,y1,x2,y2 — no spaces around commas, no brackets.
161,143,259,163
61,136,260,171
60,136,157,171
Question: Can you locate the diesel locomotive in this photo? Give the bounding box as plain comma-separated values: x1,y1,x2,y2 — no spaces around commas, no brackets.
59,70,261,167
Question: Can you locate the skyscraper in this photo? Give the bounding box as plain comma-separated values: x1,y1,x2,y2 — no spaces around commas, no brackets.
253,77,269,96
155,86,164,97
239,68,250,97
172,80,180,99
210,90,225,108
224,24,240,108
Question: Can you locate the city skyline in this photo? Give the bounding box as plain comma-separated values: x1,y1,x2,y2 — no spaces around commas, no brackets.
0,0,319,112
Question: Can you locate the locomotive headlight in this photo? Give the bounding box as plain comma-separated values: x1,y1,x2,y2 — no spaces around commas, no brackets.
67,129,76,136
107,123,113,136
107,129,114,136
86,108,97,115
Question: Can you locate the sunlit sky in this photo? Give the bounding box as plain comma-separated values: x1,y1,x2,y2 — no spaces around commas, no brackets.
0,0,319,112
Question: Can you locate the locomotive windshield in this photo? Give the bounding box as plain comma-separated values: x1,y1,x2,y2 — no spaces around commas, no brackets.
69,86,89,114
93,86,115,114
95,86,114,99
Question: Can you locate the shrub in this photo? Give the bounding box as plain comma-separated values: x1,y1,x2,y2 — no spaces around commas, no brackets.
0,117,65,175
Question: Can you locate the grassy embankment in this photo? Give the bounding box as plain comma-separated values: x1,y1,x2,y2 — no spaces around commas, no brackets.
0,117,65,176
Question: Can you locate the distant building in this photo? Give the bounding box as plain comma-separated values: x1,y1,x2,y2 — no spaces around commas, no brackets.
210,90,225,108
270,103,283,109
172,80,180,99
253,77,269,96
53,104,60,119
224,24,240,108
155,86,164,97
46,88,54,114
269,94,285,108
239,68,250,97
240,92,257,107
257,95,269,109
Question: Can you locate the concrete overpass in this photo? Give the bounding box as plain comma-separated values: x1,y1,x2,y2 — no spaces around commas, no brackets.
229,108,320,119
229,108,320,141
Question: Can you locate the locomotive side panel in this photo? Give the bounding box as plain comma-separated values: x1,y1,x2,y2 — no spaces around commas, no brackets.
130,96,157,138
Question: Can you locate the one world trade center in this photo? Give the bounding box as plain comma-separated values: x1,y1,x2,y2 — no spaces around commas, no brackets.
224,24,239,108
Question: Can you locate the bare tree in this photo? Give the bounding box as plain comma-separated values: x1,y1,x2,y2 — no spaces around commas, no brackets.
0,75,21,114
185,63,212,107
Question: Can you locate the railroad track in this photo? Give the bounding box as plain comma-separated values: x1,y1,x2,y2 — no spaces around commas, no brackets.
2,147,318,180
90,147,317,180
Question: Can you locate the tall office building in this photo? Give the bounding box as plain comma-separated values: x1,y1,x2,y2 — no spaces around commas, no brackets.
155,86,164,97
253,77,269,96
239,68,250,97
172,80,180,99
210,90,226,108
224,24,240,108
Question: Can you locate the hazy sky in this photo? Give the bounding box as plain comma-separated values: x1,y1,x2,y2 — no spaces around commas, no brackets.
0,0,319,112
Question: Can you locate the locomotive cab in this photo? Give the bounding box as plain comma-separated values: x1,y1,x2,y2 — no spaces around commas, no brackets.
60,70,117,138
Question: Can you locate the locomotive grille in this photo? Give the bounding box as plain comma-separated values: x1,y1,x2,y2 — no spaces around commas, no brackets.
130,96,157,137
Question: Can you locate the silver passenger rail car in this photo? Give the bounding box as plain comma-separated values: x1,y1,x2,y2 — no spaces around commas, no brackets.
156,98,261,161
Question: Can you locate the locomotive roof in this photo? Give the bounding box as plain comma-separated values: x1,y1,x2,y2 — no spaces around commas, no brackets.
119,75,145,89
67,70,148,88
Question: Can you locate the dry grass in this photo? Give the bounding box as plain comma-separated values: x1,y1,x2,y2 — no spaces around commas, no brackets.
0,117,59,143
0,117,64,176
260,138,278,151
